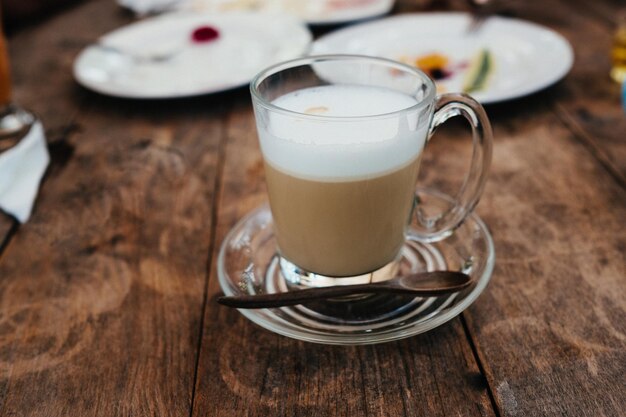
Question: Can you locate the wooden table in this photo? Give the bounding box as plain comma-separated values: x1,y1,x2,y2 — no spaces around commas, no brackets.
2,0,625,415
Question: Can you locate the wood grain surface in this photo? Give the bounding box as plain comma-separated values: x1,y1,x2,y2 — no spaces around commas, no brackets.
0,0,624,416
1,1,225,415
468,99,626,416
549,0,626,184
458,1,626,416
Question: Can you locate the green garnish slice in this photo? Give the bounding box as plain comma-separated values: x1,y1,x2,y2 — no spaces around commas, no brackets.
463,49,493,93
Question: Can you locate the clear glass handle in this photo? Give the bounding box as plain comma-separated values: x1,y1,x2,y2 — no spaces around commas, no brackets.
413,93,493,242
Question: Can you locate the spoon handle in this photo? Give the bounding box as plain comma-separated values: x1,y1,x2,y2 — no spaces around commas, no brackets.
218,273,471,309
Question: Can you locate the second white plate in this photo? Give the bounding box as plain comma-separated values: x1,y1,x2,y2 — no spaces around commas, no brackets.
311,13,574,104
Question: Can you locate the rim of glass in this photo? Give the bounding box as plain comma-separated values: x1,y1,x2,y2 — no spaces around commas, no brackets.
249,54,436,121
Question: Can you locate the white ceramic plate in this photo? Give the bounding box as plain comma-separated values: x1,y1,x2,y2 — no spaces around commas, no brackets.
73,12,312,98
311,13,574,104
118,0,395,25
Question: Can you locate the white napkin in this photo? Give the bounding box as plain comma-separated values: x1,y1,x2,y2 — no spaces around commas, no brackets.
0,121,50,223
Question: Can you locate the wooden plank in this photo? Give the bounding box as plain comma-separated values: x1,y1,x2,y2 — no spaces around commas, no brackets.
465,3,626,414
191,102,497,416
418,79,626,416
547,0,626,185
393,3,626,415
0,218,15,254
0,112,223,417
561,0,623,26
468,104,626,416
461,69,626,417
0,0,226,415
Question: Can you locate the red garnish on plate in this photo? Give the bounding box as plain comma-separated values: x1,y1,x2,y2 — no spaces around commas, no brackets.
191,26,220,43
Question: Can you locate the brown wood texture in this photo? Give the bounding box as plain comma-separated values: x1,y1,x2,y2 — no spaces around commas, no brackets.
458,1,626,416
0,0,624,415
0,0,225,415
467,100,626,417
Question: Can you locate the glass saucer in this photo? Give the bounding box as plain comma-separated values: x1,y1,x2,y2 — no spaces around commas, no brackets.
217,188,495,345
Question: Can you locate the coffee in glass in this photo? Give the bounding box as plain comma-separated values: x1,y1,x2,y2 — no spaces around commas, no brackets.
251,55,492,287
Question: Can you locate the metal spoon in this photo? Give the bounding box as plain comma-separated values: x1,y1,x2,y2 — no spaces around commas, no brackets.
218,271,472,309
95,42,182,64
466,0,492,34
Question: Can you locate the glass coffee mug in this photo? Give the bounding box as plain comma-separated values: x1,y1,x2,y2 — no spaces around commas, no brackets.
250,55,492,288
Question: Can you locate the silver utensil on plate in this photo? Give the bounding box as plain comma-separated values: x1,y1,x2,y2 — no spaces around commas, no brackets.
466,0,494,34
95,42,182,64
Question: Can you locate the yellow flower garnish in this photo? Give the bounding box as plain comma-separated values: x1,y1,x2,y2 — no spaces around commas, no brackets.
414,53,449,71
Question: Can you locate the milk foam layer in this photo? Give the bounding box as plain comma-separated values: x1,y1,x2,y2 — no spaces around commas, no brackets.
257,85,430,179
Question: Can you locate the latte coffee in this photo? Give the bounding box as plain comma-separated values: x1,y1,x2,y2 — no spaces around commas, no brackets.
265,158,421,276
256,85,429,277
